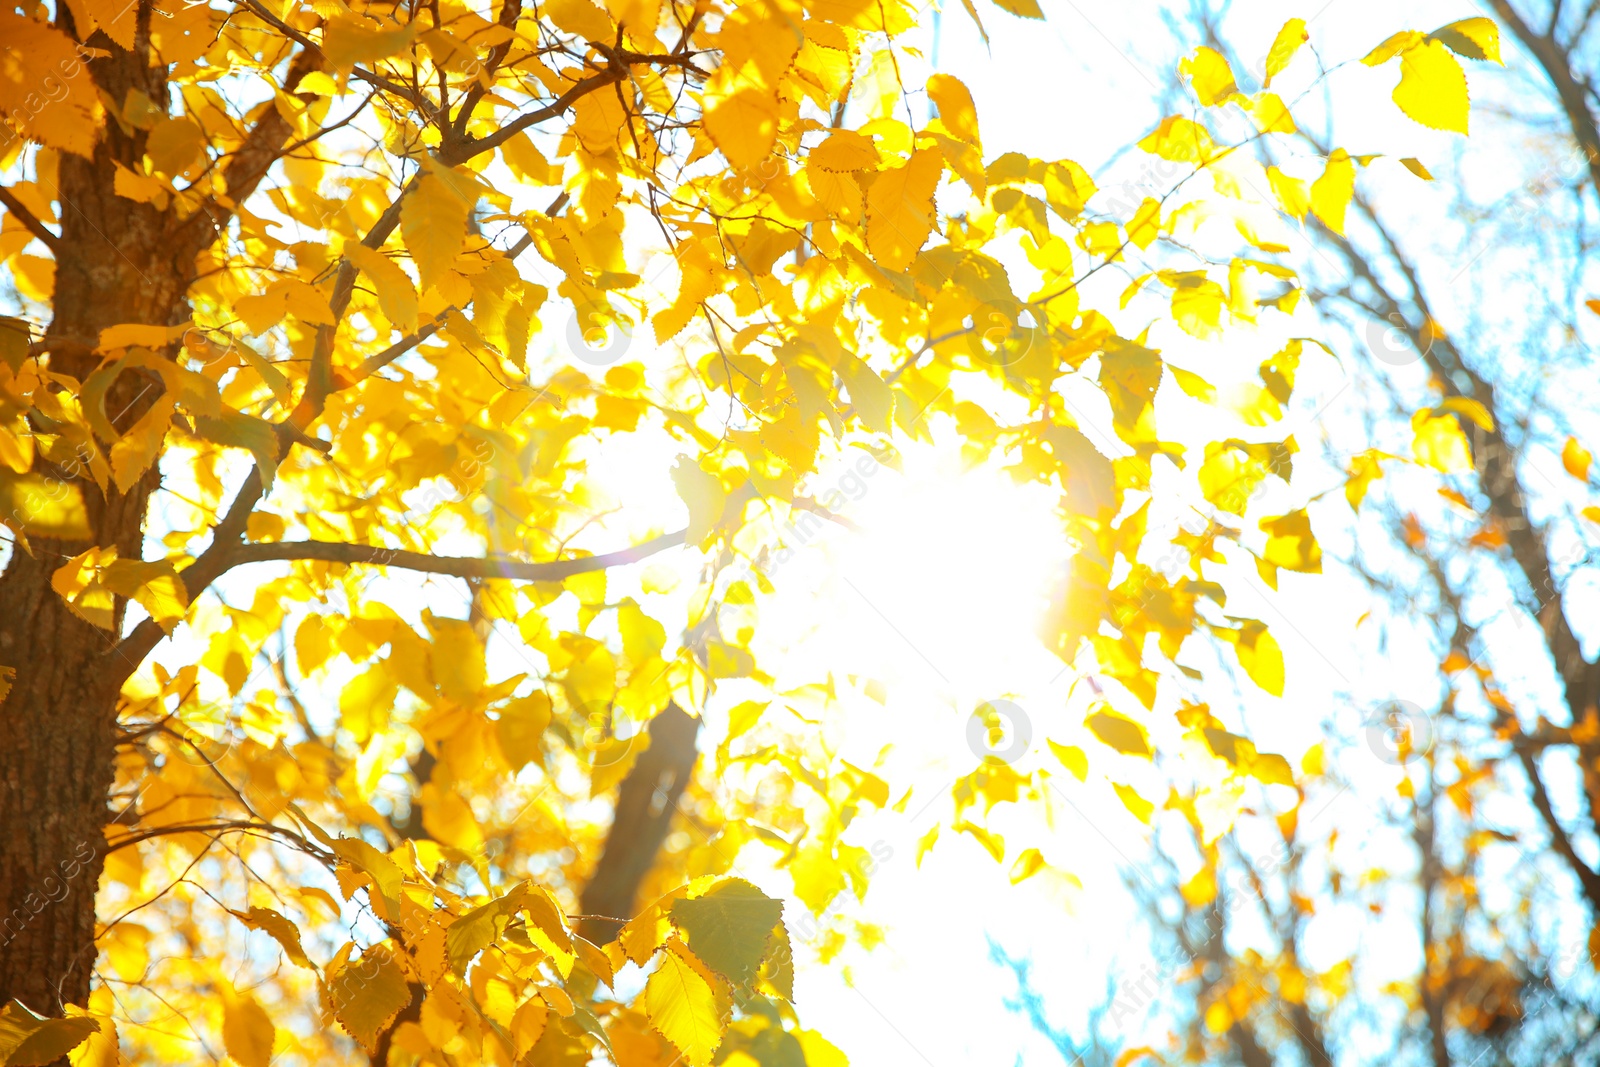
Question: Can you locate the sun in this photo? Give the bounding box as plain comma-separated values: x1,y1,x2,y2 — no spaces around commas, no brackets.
753,437,1076,726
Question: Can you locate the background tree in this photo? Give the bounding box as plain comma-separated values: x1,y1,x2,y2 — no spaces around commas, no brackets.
0,0,1484,1063
1009,3,1600,1065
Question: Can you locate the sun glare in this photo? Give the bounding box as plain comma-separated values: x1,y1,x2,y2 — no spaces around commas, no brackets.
772,442,1075,718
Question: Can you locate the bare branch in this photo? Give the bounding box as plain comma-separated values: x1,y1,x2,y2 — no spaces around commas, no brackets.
225,528,687,581
0,187,61,252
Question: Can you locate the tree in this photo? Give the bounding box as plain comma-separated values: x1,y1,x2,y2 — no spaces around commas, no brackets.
1014,3,1600,1066
0,0,1485,1063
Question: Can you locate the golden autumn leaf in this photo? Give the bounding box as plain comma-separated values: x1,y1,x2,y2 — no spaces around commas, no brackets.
1264,18,1309,86
1563,436,1592,481
327,945,412,1051
865,149,942,271
0,14,101,156
1310,149,1355,234
402,167,479,292
222,989,276,1067
1392,38,1470,133
1180,46,1238,106
645,939,726,1067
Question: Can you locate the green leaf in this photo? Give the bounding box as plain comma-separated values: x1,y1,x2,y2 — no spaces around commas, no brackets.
670,878,783,988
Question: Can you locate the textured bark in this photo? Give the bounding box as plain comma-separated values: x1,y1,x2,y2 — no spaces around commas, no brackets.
576,703,700,944
0,10,315,1024
0,4,179,1017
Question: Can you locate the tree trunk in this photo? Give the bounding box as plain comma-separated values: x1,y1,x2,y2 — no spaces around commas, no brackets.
577,703,700,944
0,7,183,1017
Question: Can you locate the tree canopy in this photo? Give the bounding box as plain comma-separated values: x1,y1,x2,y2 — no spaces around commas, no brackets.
0,0,1521,1064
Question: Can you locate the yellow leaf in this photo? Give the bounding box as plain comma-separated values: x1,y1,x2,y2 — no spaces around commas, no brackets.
989,0,1042,18
420,782,484,850
646,939,726,1067
1009,847,1046,884
1085,708,1152,759
1138,115,1216,163
1127,197,1161,249
1180,46,1236,106
232,906,313,969
1431,17,1502,64
0,14,102,156
64,1007,116,1067
1363,29,1424,66
1412,411,1474,472
809,129,878,172
1563,436,1592,481
1267,166,1309,219
0,1002,100,1067
1112,782,1153,823
1245,92,1296,135
1392,38,1469,134
865,148,942,271
1259,509,1321,574
789,843,846,913
1400,157,1434,180
402,168,477,292
1224,620,1284,696
425,611,486,702
0,470,91,539
1310,149,1355,234
328,944,412,1051
1264,18,1308,86
1437,395,1494,431
544,0,614,41
704,78,779,171
110,394,174,495
1180,867,1217,906
927,73,980,144
99,558,188,633
222,989,276,1067
145,116,206,176
321,15,417,71
671,456,726,544
1048,740,1088,781
343,242,419,332
65,0,137,48
97,323,173,351
498,693,552,770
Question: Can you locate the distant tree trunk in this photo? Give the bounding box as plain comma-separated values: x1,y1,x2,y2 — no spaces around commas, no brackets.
0,8,182,1019
577,703,700,944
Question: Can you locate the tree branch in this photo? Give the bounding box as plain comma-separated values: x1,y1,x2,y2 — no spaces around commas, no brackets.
0,187,61,252
225,528,687,581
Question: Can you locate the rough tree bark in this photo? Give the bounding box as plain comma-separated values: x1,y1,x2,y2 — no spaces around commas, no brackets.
576,702,700,945
0,7,315,1021
0,5,183,1016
